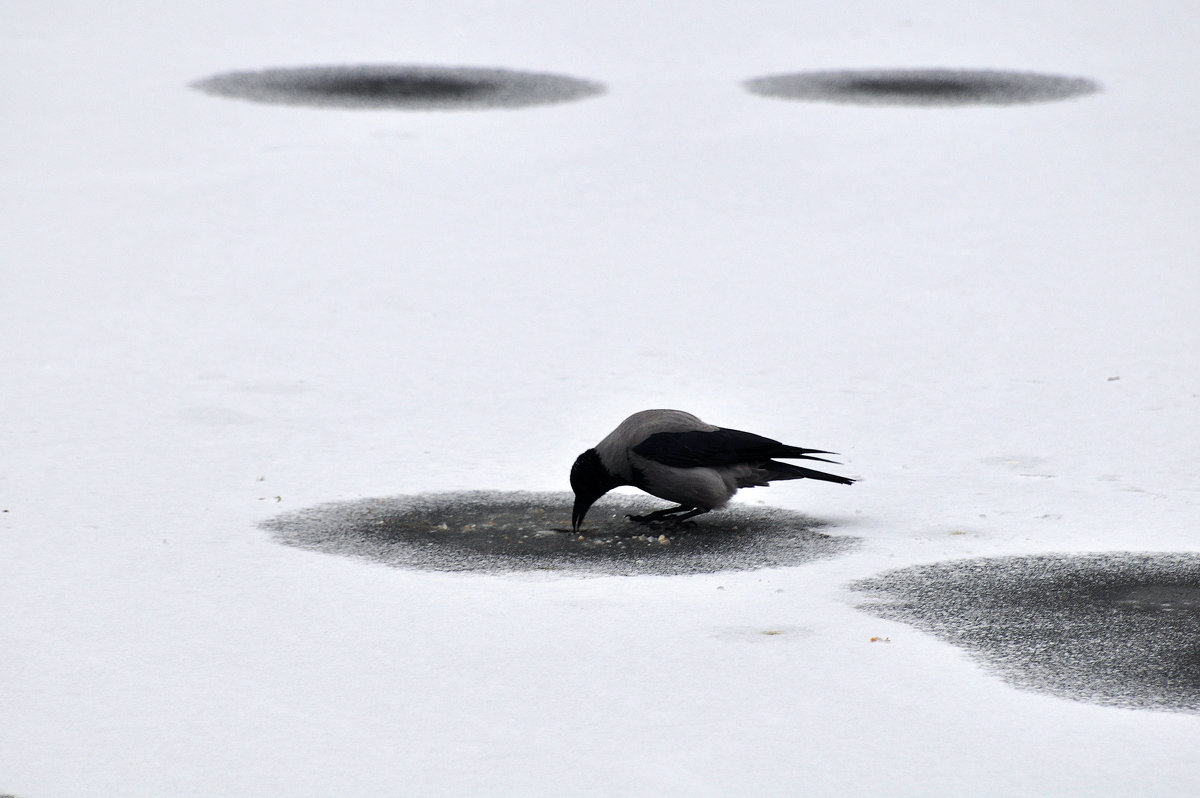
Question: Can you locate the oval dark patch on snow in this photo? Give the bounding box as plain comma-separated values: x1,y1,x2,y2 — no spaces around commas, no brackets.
852,553,1200,712
191,65,605,110
743,68,1099,106
263,491,857,575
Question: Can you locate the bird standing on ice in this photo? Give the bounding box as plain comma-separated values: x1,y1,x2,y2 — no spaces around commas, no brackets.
570,409,855,533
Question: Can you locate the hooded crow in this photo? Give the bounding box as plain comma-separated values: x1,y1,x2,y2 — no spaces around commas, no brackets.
570,409,854,533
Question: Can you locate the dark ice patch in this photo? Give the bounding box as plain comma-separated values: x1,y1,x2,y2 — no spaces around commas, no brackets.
852,553,1200,712
191,65,605,110
744,68,1099,106
263,491,857,575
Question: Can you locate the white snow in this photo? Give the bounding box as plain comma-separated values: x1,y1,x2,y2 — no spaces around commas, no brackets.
3,2,1198,796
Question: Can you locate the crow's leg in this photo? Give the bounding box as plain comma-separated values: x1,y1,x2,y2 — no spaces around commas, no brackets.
627,505,694,524
627,506,711,526
669,507,710,523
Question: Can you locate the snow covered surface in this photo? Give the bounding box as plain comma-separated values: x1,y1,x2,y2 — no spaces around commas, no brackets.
3,2,1198,795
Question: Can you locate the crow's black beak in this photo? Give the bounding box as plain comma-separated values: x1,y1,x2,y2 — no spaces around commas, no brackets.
571,494,593,534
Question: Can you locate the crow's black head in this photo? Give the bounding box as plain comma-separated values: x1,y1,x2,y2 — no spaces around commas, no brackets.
570,448,622,533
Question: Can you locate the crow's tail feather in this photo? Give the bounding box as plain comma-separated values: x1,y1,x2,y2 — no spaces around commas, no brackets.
774,445,843,464
765,459,855,485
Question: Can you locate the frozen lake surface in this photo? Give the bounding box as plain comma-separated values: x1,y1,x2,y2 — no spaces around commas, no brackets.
3,1,1198,796
264,490,858,575
854,552,1200,712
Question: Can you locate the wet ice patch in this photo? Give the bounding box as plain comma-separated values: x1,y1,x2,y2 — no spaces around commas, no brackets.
743,68,1099,106
852,553,1200,712
191,64,605,110
263,491,857,575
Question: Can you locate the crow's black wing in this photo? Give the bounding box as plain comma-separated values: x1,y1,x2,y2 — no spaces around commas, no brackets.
632,427,838,468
